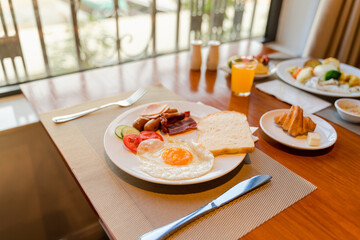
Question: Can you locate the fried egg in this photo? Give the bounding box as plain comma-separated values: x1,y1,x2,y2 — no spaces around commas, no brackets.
136,139,214,180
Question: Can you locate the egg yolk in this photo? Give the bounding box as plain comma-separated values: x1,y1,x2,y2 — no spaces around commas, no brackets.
162,147,193,166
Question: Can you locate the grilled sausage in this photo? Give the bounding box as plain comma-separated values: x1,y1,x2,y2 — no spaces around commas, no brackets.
133,117,150,131
144,117,161,131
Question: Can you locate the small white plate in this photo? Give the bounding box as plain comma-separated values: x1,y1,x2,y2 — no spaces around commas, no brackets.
219,62,276,79
260,109,337,150
276,58,360,97
104,101,246,185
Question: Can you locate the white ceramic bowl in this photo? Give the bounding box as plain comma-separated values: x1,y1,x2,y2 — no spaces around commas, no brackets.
334,98,360,123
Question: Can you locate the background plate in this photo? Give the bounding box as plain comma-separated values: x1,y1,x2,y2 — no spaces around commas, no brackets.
220,62,276,79
104,101,246,185
276,58,360,98
260,109,337,150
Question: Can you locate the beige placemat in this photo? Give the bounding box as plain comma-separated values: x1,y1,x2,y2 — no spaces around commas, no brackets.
40,85,316,240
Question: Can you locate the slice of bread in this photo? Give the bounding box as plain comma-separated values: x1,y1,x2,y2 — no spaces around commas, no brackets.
197,111,255,156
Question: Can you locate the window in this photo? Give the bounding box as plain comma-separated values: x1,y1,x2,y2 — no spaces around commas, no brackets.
0,0,279,88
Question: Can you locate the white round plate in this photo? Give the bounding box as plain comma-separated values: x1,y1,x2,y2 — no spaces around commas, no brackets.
220,61,276,79
104,101,246,185
260,109,337,150
276,58,360,97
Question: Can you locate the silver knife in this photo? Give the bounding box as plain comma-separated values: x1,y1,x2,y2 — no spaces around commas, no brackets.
139,174,272,240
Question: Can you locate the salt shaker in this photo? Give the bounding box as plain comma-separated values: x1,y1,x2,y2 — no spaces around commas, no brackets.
190,40,202,70
206,40,220,71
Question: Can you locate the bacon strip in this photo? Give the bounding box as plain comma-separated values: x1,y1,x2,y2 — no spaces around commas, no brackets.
161,116,197,135
161,112,186,124
160,110,197,135
167,117,197,135
160,116,169,133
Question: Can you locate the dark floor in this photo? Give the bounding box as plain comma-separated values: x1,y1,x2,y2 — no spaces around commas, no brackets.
0,122,109,240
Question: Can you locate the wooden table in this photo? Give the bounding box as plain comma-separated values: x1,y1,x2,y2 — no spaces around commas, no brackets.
20,40,360,239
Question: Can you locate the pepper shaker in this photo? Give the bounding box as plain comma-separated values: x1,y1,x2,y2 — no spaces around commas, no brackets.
190,40,202,71
206,40,220,71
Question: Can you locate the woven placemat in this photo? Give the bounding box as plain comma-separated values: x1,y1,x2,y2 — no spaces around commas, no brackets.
39,85,316,239
316,106,360,135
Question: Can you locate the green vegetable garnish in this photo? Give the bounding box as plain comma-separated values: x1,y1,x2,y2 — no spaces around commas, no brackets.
228,56,241,69
324,70,341,80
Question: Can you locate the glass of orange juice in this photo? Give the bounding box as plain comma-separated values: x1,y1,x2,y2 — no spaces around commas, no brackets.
231,57,258,96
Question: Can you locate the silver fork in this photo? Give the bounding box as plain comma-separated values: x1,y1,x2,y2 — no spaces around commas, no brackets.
52,88,147,123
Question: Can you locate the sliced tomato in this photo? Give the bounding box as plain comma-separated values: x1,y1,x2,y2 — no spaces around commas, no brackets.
123,134,142,153
139,131,164,141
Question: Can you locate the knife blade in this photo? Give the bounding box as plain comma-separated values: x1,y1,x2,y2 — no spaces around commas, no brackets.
139,174,272,240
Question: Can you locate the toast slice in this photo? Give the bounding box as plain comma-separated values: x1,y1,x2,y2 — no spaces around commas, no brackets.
197,111,254,156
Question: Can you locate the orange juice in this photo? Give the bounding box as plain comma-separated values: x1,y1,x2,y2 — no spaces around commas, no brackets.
231,59,257,96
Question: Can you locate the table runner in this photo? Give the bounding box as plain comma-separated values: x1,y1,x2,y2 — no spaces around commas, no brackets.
255,80,331,113
39,85,316,239
316,106,360,135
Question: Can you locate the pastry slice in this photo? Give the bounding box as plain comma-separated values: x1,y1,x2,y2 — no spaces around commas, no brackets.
274,106,316,137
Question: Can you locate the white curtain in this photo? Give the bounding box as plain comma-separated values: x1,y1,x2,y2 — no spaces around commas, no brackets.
303,0,360,68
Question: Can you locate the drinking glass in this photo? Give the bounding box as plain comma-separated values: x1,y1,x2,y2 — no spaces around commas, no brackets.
231,57,258,96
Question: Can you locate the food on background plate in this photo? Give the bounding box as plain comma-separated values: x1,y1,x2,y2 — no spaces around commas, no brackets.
294,67,313,84
323,57,340,69
341,105,360,115
136,139,214,180
228,54,270,75
287,57,360,94
313,64,339,80
254,53,270,75
304,59,321,68
255,62,270,75
274,105,316,137
197,111,255,156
